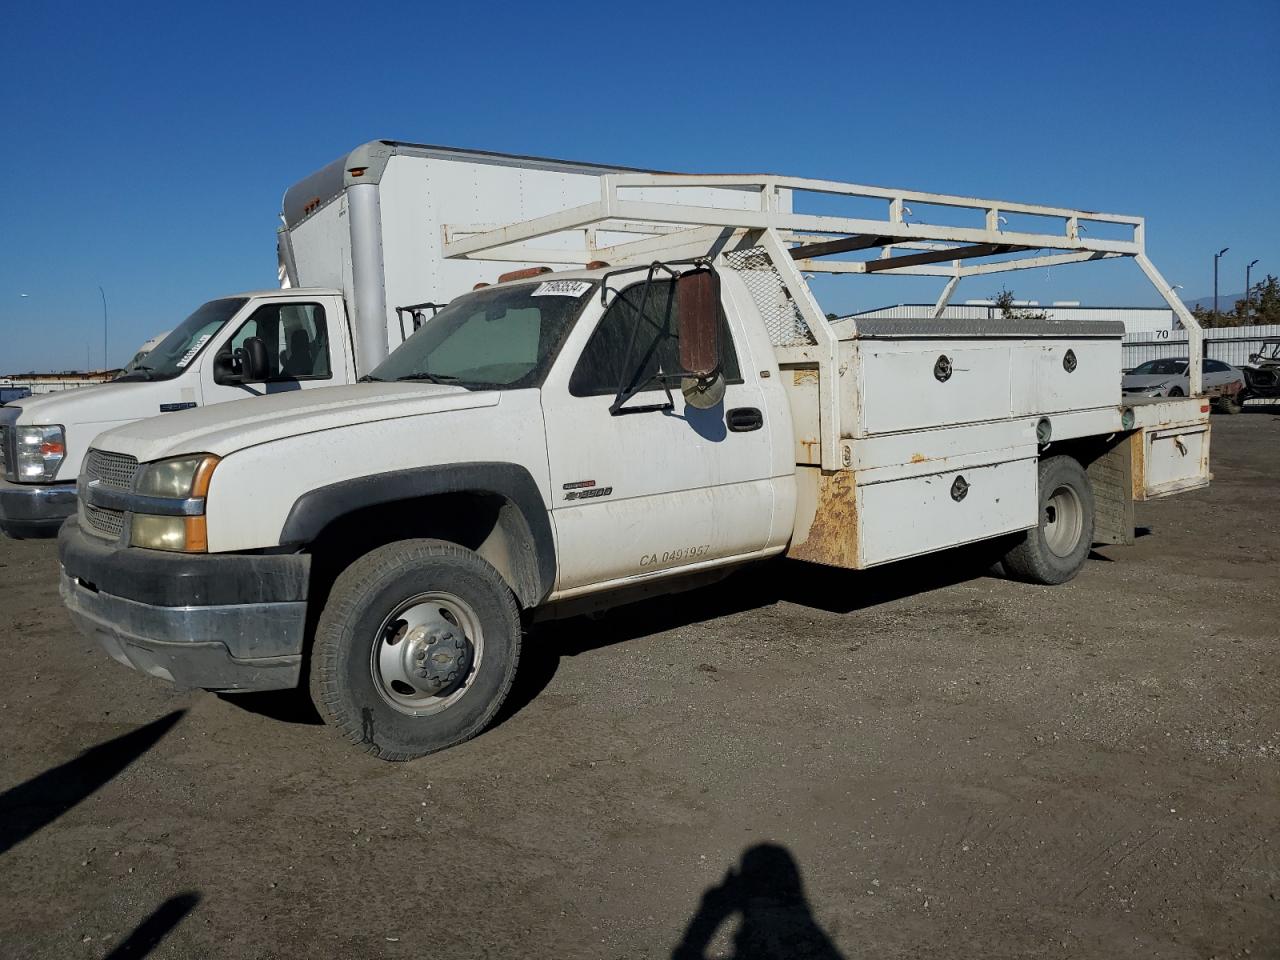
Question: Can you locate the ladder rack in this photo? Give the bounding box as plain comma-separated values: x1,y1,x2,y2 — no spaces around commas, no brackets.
442,171,1204,467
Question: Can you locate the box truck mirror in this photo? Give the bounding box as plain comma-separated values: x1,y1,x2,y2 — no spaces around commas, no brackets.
238,337,270,382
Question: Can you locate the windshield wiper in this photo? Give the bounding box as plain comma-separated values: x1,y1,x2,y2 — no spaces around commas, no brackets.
394,373,461,384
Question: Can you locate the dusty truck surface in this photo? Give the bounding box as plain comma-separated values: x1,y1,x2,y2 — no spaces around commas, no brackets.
0,140,756,537
58,166,1213,759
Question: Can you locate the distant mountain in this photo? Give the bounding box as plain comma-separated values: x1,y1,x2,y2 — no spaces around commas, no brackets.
1182,292,1246,311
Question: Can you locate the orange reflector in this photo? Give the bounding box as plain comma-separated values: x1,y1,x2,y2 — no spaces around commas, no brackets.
184,516,208,553
190,456,221,498
497,266,553,283
473,282,490,290
349,167,367,178
40,441,65,457
585,260,610,270
1200,404,1210,412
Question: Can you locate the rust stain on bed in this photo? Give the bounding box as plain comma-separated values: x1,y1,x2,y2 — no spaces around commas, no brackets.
787,470,860,568
792,368,820,386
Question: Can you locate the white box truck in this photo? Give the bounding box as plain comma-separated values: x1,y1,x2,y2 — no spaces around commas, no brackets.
58,160,1212,760
0,141,763,536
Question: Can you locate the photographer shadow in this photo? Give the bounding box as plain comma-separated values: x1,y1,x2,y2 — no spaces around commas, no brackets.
673,843,844,960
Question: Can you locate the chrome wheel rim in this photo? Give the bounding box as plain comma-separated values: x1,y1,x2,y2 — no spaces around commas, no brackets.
370,592,483,717
1043,485,1084,558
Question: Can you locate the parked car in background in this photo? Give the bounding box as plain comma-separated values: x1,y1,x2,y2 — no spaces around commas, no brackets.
1241,339,1280,403
1122,357,1245,413
0,387,32,406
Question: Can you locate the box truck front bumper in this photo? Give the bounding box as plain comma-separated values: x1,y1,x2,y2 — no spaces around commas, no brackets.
58,518,311,692
0,479,77,538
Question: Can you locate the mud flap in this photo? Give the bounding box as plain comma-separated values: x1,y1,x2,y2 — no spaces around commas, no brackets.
1088,441,1135,546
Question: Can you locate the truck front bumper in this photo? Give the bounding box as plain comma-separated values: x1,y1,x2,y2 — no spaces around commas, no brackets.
0,479,77,538
58,518,311,692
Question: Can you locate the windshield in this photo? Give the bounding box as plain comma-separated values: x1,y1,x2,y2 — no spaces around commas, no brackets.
367,280,596,389
114,298,248,381
1130,358,1188,376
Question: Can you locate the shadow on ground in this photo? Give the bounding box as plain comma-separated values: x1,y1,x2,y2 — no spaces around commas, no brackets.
498,541,1015,726
0,710,184,856
102,892,201,960
672,843,844,960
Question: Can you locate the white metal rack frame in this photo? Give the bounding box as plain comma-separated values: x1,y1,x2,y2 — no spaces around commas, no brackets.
443,172,1203,466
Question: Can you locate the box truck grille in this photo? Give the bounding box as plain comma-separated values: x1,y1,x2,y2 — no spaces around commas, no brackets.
83,503,126,540
723,247,817,347
83,449,139,490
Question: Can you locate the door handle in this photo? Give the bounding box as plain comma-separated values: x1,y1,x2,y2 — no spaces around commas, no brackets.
727,407,763,432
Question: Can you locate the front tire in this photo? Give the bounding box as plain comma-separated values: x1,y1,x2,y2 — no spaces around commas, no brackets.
1001,456,1095,585
1216,393,1243,414
309,539,521,760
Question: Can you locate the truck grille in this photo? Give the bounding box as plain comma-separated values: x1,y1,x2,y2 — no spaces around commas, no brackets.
83,449,139,490
0,425,8,478
83,502,126,540
80,449,139,541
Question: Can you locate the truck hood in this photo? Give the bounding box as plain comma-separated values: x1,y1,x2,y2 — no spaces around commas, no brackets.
6,380,162,425
91,382,501,463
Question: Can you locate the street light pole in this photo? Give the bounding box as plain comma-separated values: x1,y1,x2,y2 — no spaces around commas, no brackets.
1213,247,1229,318
96,284,106,371
1246,259,1259,317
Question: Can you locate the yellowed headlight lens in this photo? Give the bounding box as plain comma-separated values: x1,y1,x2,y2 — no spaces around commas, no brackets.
131,514,206,552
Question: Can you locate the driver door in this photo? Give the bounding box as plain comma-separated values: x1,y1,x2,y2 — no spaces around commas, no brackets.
541,276,778,596
200,298,339,403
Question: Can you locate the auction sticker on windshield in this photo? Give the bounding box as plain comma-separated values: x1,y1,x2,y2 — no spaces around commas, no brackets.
176,334,212,368
531,280,592,298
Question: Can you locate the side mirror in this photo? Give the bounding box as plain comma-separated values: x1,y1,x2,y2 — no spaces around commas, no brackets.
238,336,270,382
212,347,240,385
675,269,725,411
676,268,720,378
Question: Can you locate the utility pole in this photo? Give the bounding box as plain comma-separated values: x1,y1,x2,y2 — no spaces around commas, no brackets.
97,284,108,371
1246,259,1259,317
1213,247,1229,319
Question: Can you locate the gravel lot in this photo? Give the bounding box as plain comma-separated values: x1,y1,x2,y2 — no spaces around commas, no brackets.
1,412,1277,960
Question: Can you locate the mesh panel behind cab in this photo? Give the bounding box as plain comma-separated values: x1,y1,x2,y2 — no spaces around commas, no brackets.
723,247,816,347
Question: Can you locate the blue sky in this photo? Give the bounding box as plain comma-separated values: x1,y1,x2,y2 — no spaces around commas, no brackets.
1,0,1276,372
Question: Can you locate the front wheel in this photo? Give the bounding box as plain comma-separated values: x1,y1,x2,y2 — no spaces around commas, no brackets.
309,539,522,760
1001,456,1095,585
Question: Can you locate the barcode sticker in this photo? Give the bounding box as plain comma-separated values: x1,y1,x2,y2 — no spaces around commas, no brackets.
175,334,212,368
531,280,593,298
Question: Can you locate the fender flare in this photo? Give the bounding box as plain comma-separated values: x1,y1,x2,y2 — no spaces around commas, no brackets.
278,462,555,604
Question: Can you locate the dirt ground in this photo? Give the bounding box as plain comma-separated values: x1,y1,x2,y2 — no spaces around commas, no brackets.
1,413,1277,960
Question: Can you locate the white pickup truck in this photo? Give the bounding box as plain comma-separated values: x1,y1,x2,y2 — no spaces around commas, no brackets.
58,165,1213,760
1,140,756,537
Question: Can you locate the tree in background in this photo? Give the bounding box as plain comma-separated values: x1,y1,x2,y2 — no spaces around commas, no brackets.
993,288,1047,320
1191,274,1280,328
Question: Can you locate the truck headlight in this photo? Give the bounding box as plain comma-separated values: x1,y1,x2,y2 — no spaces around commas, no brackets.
136,455,219,499
130,455,219,552
15,425,66,481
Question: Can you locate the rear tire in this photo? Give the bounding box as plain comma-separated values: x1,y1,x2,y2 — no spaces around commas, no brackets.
1001,456,1095,586
1216,394,1243,414
309,539,521,761
1167,386,1185,397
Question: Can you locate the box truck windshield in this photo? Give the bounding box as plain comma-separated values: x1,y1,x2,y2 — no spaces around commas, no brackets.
364,281,596,389
115,297,248,381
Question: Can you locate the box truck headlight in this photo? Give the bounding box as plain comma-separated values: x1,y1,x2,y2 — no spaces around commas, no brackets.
15,425,66,481
130,455,219,552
